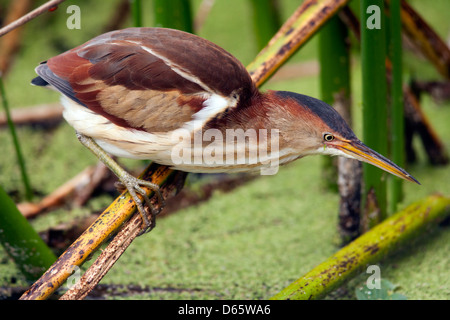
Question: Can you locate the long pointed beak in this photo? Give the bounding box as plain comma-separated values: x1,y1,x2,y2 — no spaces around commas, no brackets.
335,140,420,185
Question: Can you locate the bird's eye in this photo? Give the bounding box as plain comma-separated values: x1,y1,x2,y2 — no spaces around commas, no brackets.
323,133,334,142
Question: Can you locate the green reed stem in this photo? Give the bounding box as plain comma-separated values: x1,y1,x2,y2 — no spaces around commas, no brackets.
153,0,193,33
319,14,351,192
360,0,388,227
131,0,143,27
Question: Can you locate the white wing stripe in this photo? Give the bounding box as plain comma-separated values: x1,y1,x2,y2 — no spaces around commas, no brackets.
124,40,215,94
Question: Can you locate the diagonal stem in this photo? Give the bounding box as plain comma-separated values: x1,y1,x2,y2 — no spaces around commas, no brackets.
59,203,150,299
271,195,450,300
19,163,184,300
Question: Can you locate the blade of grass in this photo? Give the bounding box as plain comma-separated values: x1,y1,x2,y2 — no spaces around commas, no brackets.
271,194,450,300
0,76,32,201
0,185,56,281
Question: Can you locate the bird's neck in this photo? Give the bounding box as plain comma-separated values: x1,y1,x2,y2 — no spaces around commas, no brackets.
202,90,297,144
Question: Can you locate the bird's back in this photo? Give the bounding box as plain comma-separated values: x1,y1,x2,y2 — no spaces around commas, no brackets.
33,27,256,133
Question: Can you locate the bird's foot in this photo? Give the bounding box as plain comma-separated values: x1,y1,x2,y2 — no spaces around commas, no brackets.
75,134,166,234
116,174,166,235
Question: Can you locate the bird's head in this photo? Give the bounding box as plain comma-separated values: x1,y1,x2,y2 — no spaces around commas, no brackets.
271,91,420,184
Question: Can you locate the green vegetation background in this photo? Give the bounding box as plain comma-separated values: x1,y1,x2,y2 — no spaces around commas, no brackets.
0,0,449,299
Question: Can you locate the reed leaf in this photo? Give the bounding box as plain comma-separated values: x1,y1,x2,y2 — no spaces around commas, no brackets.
0,185,56,282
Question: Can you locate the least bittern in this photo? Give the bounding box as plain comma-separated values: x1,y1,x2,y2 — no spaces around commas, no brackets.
32,28,419,231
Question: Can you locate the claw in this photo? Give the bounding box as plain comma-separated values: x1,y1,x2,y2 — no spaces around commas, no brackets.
114,181,127,193
120,176,165,235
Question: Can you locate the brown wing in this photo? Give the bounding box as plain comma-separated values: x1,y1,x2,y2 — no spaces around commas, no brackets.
34,28,256,133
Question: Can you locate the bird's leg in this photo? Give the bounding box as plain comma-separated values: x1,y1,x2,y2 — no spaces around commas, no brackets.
76,133,165,233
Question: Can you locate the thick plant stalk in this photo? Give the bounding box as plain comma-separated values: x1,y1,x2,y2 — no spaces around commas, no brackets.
319,15,350,106
0,186,56,281
360,0,388,228
318,15,344,192
271,194,450,300
339,5,448,167
247,0,350,87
